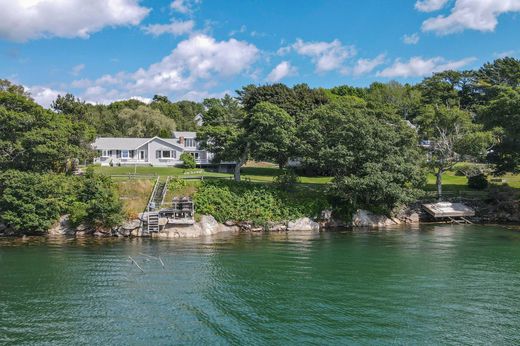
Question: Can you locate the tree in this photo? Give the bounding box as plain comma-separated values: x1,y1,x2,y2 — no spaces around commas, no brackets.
477,86,520,173
151,96,200,131
246,102,296,168
299,98,425,215
76,167,123,229
117,105,176,137
236,83,327,122
0,90,95,172
416,105,495,199
0,170,77,233
198,96,248,181
0,79,32,99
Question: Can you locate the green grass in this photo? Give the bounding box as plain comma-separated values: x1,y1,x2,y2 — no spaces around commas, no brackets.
92,163,519,193
90,165,331,184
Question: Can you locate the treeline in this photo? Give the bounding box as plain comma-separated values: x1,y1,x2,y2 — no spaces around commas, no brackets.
0,57,519,232
198,57,520,214
51,94,202,137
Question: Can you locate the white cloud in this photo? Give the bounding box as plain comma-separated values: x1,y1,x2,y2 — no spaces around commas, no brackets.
0,0,149,42
179,89,230,102
229,25,246,36
71,34,258,103
415,0,449,12
28,86,63,108
170,0,200,14
377,56,476,78
71,64,85,76
142,20,194,36
352,54,386,76
403,33,420,45
289,38,356,73
267,61,297,82
422,0,520,35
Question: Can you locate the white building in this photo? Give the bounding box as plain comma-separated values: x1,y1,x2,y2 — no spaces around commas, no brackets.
92,131,214,166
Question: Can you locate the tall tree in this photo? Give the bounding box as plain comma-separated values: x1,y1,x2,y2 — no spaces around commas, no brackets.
117,105,176,138
246,102,296,168
299,98,425,215
416,105,495,198
198,96,248,181
477,86,520,173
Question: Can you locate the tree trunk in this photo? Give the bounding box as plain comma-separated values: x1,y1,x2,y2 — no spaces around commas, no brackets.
233,145,249,182
436,169,443,200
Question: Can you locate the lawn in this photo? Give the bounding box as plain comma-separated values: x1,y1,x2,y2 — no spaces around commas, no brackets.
95,163,519,203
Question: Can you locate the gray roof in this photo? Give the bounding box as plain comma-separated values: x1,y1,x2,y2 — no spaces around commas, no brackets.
92,137,183,150
173,131,197,138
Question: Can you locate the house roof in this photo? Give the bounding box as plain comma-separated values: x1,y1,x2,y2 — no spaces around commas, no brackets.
92,137,184,151
92,137,150,150
173,131,197,138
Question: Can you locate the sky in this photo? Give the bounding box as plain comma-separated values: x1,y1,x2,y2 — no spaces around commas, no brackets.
0,0,519,107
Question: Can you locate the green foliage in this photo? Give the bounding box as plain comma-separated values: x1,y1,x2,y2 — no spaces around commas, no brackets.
0,167,124,233
180,152,196,169
77,168,124,228
247,102,296,168
478,86,520,173
273,169,300,191
150,95,201,131
299,98,425,215
117,105,175,137
0,91,95,172
194,180,329,225
0,170,78,233
467,173,489,190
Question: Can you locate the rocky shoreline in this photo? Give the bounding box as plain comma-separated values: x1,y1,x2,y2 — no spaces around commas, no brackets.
44,208,425,238
1,200,518,238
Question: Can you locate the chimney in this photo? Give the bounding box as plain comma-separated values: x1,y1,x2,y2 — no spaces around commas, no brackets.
179,136,185,145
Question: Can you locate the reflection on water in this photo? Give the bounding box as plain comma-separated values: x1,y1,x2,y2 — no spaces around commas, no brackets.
1,225,520,344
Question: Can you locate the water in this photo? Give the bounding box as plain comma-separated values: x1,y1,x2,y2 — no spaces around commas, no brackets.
1,225,520,345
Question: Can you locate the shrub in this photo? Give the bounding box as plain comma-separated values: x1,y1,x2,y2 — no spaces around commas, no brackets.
180,153,196,169
273,169,301,191
193,180,329,225
0,170,77,233
487,185,519,215
467,173,489,190
77,167,124,228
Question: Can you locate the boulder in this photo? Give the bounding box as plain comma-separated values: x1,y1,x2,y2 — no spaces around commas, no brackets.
267,222,287,232
121,219,141,230
224,220,236,226
199,215,219,235
0,223,7,232
287,217,320,231
351,209,400,228
48,215,75,235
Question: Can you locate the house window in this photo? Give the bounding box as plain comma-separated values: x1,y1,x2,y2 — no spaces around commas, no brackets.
156,150,175,159
116,150,121,158
121,150,129,159
162,150,171,158
108,150,113,156
185,138,196,147
190,152,200,160
101,150,109,157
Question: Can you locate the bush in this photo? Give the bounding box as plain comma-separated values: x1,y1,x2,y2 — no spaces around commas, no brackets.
487,185,519,215
193,180,329,225
467,173,489,190
0,170,78,233
273,169,300,190
78,168,124,228
180,153,196,169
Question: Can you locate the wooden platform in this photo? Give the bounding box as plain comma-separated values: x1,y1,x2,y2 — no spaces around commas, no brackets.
422,202,475,218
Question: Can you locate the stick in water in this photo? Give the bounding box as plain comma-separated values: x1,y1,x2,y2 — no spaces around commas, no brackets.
158,256,165,269
129,256,145,273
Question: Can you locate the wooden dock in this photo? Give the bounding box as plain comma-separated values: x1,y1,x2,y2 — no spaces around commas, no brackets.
422,202,475,223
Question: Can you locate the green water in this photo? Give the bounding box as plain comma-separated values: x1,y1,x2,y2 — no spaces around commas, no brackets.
1,225,520,345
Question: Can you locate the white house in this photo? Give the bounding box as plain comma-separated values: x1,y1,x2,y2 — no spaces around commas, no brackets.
92,131,214,166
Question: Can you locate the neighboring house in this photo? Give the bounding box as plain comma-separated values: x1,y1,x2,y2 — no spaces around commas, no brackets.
92,131,214,166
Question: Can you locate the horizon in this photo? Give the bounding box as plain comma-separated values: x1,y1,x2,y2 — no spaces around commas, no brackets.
1,0,519,107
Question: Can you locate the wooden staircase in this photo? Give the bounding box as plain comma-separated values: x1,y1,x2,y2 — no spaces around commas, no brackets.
147,212,159,232
143,177,169,233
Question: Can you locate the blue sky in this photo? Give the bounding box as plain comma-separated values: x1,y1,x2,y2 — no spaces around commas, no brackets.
0,0,519,107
